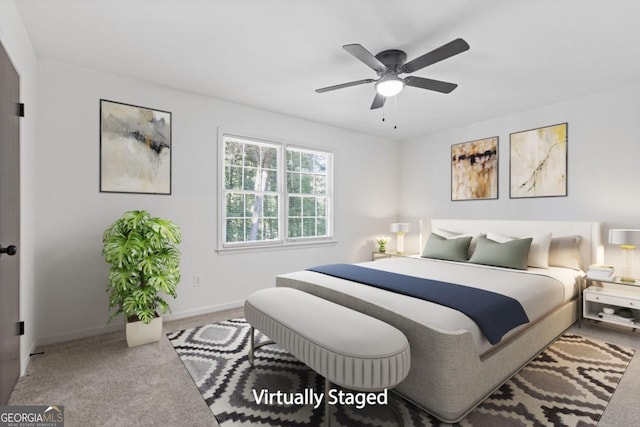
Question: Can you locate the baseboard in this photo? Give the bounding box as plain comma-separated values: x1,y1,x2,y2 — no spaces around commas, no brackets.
34,300,245,347
163,300,244,322
35,322,124,347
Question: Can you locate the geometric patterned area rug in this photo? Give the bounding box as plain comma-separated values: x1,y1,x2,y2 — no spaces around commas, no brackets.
168,319,634,427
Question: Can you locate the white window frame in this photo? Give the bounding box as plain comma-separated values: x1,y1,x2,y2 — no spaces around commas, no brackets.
285,145,333,243
218,131,334,252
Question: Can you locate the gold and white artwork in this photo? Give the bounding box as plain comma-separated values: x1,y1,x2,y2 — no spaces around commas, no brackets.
510,123,567,198
451,137,498,200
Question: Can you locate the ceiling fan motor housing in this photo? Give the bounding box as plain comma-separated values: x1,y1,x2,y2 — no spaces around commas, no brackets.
374,49,407,75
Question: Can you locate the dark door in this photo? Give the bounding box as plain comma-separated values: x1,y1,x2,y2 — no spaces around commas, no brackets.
0,39,21,405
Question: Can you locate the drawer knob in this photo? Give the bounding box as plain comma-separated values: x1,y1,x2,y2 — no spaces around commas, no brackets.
595,297,599,300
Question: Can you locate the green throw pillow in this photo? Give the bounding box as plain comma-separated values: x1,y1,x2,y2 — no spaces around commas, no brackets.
468,236,533,270
421,233,472,262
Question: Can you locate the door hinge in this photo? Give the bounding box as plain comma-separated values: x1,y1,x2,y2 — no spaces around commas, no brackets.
18,321,24,336
18,103,25,117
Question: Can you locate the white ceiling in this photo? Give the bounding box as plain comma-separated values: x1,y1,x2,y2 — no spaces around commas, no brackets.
16,0,640,141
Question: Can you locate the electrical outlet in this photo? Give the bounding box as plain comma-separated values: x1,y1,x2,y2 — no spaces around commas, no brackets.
193,275,202,287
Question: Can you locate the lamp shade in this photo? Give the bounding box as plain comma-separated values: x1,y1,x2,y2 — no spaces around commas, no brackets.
390,223,411,233
608,229,640,246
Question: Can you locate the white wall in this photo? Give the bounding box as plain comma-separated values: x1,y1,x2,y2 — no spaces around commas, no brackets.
0,0,38,375
34,58,399,344
399,83,640,271
31,13,640,347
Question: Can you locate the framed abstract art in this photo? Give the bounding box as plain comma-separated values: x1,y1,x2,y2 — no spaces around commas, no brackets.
510,123,567,198
451,136,499,201
100,99,172,194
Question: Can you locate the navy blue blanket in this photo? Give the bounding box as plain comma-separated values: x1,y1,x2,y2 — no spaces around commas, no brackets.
307,263,529,344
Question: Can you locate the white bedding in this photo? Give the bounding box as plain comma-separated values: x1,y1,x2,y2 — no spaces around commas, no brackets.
277,257,583,354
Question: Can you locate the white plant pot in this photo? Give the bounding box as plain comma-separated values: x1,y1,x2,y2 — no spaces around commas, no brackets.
126,315,163,347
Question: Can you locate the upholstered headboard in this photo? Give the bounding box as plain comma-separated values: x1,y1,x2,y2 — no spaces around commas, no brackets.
419,219,603,270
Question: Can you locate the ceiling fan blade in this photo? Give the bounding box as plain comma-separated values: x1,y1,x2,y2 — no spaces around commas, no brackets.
402,38,470,73
404,76,458,93
343,44,387,72
370,93,386,110
315,78,375,93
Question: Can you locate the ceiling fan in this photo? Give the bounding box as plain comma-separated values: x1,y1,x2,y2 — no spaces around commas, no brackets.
315,38,470,110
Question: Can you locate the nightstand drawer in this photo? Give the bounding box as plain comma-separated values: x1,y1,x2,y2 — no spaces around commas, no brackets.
584,292,640,308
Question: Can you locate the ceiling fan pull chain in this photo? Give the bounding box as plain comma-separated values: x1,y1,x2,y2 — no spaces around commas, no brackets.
393,96,398,129
383,95,398,129
380,97,398,129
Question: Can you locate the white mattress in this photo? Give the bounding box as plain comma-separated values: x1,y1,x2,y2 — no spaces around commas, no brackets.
277,257,583,354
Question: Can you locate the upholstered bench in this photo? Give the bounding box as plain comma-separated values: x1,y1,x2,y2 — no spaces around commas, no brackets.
245,287,410,425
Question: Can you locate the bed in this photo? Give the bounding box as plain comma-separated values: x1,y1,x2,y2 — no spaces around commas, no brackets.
275,219,602,422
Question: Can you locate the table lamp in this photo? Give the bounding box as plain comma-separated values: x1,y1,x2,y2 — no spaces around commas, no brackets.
608,228,640,282
390,223,411,254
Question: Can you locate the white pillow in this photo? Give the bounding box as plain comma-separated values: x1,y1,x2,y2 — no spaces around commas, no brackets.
433,228,484,258
433,228,466,238
486,232,552,268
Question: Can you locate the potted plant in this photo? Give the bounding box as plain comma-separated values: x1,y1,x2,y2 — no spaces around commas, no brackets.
102,210,182,347
376,236,390,253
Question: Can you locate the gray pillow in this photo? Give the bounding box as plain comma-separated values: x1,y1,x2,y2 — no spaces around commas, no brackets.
468,236,533,270
422,233,472,262
548,235,583,270
433,228,485,258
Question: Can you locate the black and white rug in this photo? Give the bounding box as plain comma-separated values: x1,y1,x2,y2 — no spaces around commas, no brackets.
168,319,633,426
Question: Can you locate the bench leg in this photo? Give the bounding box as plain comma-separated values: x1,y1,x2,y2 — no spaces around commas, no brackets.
248,326,275,367
249,327,255,367
325,378,331,427
388,392,405,427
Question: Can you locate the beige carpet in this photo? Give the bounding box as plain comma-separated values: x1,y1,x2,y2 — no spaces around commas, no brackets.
9,308,244,427
8,309,640,427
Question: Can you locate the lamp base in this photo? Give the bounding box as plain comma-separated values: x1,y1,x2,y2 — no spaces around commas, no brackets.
620,246,636,284
396,232,405,254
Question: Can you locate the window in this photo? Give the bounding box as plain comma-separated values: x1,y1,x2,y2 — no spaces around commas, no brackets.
286,148,329,239
221,134,332,249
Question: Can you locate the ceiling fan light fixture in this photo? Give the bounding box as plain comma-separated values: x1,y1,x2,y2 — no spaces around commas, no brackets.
375,76,404,97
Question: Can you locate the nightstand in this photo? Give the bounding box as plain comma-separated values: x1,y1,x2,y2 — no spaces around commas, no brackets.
372,251,418,261
582,276,640,331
